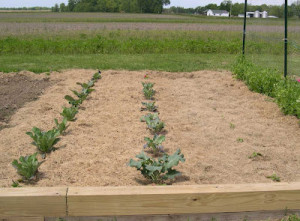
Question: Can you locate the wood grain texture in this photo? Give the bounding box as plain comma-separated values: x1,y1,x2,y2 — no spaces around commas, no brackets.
67,183,300,216
0,217,44,221
45,210,300,221
0,187,67,217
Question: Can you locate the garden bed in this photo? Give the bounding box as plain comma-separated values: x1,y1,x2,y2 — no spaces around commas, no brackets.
0,69,299,187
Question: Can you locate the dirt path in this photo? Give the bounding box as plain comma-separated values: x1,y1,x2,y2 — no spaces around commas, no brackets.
0,73,52,130
0,69,299,187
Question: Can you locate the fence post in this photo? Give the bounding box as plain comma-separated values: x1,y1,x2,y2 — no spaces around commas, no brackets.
242,0,248,56
284,0,288,78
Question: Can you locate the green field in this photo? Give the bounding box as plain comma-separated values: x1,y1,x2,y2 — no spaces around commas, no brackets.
0,12,299,75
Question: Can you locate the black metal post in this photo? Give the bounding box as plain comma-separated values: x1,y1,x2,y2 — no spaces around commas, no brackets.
242,0,248,55
284,0,288,78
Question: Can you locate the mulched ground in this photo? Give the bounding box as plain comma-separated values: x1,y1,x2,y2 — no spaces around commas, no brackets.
0,70,299,187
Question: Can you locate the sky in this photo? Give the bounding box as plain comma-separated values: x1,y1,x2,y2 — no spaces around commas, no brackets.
0,0,284,8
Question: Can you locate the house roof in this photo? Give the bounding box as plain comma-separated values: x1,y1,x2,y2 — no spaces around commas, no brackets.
209,10,229,14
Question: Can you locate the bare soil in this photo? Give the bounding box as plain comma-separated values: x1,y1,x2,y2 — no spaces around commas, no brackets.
1,22,300,36
0,69,299,187
0,73,52,130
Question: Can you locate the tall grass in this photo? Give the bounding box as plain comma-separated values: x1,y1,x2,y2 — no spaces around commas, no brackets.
0,30,285,55
232,57,300,119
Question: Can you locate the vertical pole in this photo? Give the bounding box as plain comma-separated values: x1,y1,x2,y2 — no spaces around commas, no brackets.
284,0,288,78
242,0,248,56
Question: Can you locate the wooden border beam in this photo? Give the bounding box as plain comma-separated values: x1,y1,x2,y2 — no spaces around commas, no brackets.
0,183,300,218
0,187,67,217
68,183,300,216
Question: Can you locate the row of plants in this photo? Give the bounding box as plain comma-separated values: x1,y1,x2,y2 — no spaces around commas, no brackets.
232,56,300,120
11,71,102,186
129,74,185,184
232,57,300,182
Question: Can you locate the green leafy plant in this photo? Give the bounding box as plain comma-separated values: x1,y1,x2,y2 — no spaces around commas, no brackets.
92,71,101,81
142,82,155,90
281,214,300,221
77,80,94,88
72,90,88,102
26,127,60,155
65,95,82,107
249,152,263,159
141,102,157,112
140,113,159,122
144,134,165,154
232,57,300,120
54,118,68,134
12,153,42,181
275,80,300,118
60,106,78,121
267,173,281,182
145,115,165,133
73,82,96,101
143,88,155,100
230,122,235,129
129,149,185,184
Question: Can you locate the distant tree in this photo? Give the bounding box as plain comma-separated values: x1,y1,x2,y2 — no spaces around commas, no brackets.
68,0,76,11
231,3,244,16
269,5,284,18
292,0,300,18
60,3,67,12
220,0,232,12
52,4,59,12
204,4,218,10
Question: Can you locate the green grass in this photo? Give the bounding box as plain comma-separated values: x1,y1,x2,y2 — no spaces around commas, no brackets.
0,54,236,73
0,53,292,75
0,12,299,76
2,30,298,55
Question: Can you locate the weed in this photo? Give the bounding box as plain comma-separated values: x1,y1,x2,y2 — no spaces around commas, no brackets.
11,180,21,187
281,214,300,221
12,153,42,181
144,134,165,154
249,152,263,159
141,102,157,112
237,138,244,143
267,173,281,182
129,149,185,184
232,58,300,119
230,122,235,129
26,127,60,155
60,106,78,121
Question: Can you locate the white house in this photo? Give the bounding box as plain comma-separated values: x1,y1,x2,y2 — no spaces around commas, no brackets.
207,9,229,17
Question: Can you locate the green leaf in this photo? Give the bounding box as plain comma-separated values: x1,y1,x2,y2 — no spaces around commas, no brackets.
144,137,151,142
65,95,75,102
155,135,165,144
129,159,142,169
164,149,185,169
145,165,163,173
163,169,181,180
136,151,149,160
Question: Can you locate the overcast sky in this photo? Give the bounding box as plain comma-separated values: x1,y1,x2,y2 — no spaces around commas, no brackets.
0,0,284,8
